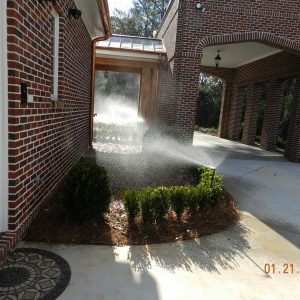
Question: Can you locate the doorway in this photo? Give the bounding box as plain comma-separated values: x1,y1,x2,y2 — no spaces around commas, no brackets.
195,74,223,136
93,70,143,153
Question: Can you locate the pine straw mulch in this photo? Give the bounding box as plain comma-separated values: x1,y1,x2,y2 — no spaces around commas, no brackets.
24,190,240,246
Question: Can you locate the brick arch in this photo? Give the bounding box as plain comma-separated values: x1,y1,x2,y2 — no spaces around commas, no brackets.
196,32,300,53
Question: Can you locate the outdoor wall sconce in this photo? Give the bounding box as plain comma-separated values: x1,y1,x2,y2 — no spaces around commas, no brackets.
215,51,221,68
104,71,109,78
195,3,206,13
38,0,56,5
68,8,82,19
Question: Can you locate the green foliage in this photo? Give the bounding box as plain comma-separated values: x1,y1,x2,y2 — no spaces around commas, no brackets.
59,161,112,222
277,79,295,148
149,187,170,223
138,187,170,223
196,75,223,129
121,167,224,224
122,190,140,223
111,1,170,37
169,186,186,218
111,9,145,37
184,186,202,213
198,167,223,207
139,188,154,224
194,126,218,136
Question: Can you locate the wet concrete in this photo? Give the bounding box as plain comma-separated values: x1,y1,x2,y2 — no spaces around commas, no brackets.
193,132,300,248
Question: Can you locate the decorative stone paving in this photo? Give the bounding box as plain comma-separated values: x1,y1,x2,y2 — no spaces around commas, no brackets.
0,248,71,300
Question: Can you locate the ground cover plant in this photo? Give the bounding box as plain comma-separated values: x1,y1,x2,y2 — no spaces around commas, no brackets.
25,158,239,245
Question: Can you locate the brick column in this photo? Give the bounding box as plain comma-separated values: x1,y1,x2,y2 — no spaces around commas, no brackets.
242,84,262,145
260,81,284,151
218,82,229,138
172,55,202,142
228,87,247,140
218,75,238,139
286,78,300,162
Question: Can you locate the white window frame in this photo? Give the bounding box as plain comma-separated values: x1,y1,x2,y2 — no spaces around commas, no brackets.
0,0,9,232
51,8,59,101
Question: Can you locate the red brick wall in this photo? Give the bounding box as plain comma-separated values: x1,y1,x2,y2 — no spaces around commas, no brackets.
6,0,92,235
157,0,179,68
157,0,179,133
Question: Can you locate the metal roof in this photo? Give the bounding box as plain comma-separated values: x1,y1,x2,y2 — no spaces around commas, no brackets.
96,35,166,53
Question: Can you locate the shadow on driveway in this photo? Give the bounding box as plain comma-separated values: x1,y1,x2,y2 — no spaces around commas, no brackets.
127,223,251,274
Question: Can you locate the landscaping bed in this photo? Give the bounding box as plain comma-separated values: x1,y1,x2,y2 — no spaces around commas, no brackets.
25,160,240,246
25,191,238,245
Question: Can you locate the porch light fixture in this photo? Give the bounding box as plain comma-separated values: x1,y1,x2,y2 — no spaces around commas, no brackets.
68,8,82,19
215,51,221,68
104,71,109,78
195,3,206,13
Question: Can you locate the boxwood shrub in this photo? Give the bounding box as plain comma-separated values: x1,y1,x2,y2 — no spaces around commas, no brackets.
121,166,224,224
122,190,140,223
59,161,112,222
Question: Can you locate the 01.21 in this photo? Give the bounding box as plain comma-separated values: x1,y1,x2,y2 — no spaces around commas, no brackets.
264,263,298,274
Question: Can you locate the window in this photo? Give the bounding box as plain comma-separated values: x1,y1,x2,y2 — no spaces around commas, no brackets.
51,9,59,101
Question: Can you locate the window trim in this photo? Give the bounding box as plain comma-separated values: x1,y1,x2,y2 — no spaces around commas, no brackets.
51,8,59,101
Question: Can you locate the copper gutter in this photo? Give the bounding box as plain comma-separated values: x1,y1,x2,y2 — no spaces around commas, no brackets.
89,0,112,148
98,0,112,40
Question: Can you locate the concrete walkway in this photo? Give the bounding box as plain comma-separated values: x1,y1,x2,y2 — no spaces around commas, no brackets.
20,133,300,300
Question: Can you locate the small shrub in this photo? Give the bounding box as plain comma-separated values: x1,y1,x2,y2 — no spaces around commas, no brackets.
150,187,170,223
122,190,140,223
120,166,224,224
59,161,111,222
198,166,223,208
184,186,201,213
169,187,185,219
139,188,153,224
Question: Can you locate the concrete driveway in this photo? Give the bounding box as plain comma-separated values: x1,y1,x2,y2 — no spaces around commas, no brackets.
20,132,300,300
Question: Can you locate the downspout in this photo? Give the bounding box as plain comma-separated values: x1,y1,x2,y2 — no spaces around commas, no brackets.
89,0,112,148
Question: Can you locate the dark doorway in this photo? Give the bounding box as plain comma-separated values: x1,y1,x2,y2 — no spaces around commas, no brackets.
255,84,267,145
276,79,295,150
195,74,223,136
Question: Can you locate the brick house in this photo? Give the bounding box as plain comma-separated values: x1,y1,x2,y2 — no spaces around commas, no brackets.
0,0,111,264
157,0,300,162
2,0,300,265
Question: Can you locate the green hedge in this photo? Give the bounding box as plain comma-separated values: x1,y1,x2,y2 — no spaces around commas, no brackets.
59,161,112,222
122,167,223,223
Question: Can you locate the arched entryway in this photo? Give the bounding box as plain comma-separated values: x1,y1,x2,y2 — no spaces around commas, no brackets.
196,32,300,162
161,32,300,161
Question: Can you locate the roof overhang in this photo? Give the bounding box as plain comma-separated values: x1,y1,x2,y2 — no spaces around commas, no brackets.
201,42,282,68
96,35,166,63
74,0,111,39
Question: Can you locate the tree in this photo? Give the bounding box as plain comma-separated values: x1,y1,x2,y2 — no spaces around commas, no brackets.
196,75,223,129
111,9,145,37
111,0,170,37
